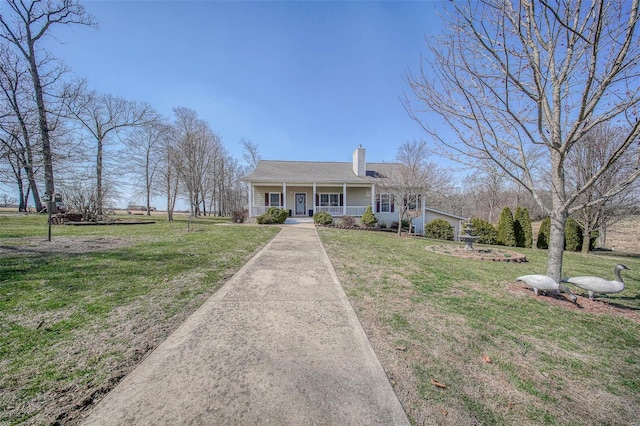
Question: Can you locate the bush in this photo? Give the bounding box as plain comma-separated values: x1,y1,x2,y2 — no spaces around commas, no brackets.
564,217,583,251
340,216,357,227
514,206,533,248
536,217,551,249
424,218,454,240
360,205,378,227
256,207,288,224
313,211,333,225
497,207,516,246
470,217,498,245
232,209,248,223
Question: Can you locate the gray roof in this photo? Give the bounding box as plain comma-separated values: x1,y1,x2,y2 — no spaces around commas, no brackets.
242,160,401,184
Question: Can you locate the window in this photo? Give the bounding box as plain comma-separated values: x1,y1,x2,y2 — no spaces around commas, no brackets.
405,194,422,210
319,193,340,207
269,193,280,207
380,194,391,213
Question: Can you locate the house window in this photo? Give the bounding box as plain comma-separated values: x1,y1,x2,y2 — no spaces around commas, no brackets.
405,194,422,210
269,193,280,207
319,193,340,207
379,194,392,212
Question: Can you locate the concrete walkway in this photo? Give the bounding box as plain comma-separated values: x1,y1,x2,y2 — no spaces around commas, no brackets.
83,223,409,425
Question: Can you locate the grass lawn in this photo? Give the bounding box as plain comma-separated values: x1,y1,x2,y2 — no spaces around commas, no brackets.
318,228,640,425
0,214,279,425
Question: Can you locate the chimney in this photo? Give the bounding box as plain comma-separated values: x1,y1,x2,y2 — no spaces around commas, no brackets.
353,145,366,176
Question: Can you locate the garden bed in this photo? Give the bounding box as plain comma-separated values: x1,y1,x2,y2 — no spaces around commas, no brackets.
425,244,527,262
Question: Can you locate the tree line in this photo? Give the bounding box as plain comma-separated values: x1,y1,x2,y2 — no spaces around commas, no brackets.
0,0,256,220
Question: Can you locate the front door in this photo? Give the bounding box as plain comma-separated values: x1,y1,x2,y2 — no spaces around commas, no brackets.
295,193,306,216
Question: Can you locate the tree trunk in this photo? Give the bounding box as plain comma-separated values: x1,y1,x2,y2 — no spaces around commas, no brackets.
26,39,55,213
96,136,103,216
546,151,567,283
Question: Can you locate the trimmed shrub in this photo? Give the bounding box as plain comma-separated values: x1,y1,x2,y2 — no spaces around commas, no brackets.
360,205,378,227
313,211,333,225
497,207,516,246
514,206,533,248
564,217,583,251
536,217,551,249
256,207,288,224
340,216,357,227
470,217,498,245
424,218,454,240
232,209,248,223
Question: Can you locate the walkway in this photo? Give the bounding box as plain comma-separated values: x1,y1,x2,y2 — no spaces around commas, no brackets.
82,223,409,425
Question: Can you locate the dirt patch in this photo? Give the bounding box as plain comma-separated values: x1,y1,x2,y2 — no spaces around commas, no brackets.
0,236,131,257
506,281,640,323
425,244,528,262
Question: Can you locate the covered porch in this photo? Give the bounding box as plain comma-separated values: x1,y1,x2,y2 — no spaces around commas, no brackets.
248,182,376,218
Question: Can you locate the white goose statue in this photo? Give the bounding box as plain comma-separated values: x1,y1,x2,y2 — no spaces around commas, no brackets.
516,274,577,303
562,264,630,301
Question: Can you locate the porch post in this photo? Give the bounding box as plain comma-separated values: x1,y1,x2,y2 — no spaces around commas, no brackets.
343,183,347,216
371,184,375,212
282,182,287,211
248,183,253,217
313,183,317,214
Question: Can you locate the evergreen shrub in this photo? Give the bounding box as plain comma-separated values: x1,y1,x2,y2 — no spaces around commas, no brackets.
470,217,498,245
497,207,516,246
360,205,378,227
256,207,288,224
313,211,333,225
424,218,454,240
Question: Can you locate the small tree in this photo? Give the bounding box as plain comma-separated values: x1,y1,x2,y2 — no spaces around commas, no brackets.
424,218,454,240
514,207,533,248
564,218,583,252
470,217,498,245
537,217,551,250
361,205,377,227
497,207,516,247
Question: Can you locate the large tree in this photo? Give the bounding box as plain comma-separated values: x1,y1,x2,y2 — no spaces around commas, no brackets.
0,0,95,212
405,0,640,281
66,90,153,215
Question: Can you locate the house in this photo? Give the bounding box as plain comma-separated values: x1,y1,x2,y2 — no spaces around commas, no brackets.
241,146,467,238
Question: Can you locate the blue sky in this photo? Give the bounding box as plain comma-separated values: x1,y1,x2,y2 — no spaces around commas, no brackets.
43,0,446,165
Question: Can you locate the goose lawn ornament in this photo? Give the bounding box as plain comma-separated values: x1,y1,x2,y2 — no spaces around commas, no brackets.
516,274,577,303
562,264,629,301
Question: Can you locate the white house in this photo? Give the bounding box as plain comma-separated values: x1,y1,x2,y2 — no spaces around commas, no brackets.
241,146,466,238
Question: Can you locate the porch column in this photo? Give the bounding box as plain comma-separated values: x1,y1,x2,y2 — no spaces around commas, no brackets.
371,184,375,212
313,183,317,213
248,183,253,217
343,183,347,216
282,182,287,211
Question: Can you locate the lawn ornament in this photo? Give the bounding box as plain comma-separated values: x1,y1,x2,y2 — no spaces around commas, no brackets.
516,274,577,303
562,264,629,301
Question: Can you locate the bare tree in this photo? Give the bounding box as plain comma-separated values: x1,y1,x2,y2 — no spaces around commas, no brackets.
0,0,95,213
240,138,261,172
378,140,450,236
124,118,167,216
0,44,42,211
405,0,640,281
566,123,640,253
65,90,153,215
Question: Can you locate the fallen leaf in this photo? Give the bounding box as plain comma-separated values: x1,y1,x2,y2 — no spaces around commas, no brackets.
439,406,448,416
483,354,492,364
431,379,447,389
395,345,407,351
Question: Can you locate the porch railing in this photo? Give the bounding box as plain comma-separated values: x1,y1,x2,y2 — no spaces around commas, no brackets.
251,205,370,217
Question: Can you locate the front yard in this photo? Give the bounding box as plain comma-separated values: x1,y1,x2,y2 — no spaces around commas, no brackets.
319,228,640,425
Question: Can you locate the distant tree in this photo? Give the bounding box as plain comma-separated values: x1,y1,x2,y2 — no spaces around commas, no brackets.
66,90,154,215
566,123,640,253
241,138,261,172
125,119,168,216
497,207,516,247
378,140,450,236
536,217,551,250
0,0,96,214
470,217,498,245
514,207,533,248
405,0,640,282
564,218,582,252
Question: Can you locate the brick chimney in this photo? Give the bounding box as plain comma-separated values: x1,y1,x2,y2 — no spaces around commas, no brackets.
352,145,366,176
